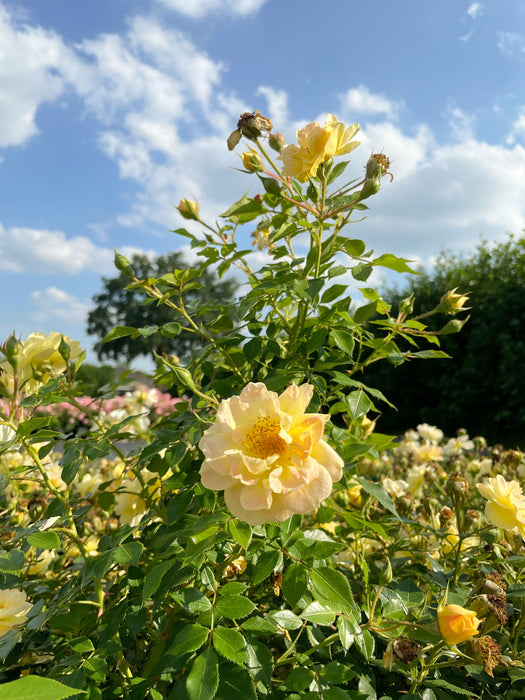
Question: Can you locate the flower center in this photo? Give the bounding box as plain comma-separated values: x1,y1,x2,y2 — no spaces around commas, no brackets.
244,416,287,459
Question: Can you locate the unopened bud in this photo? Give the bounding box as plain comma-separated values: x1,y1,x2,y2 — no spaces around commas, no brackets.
1,334,22,370
439,506,455,525
438,317,470,335
241,149,264,172
446,472,470,498
269,132,285,153
114,251,133,277
378,558,393,586
58,335,71,362
176,198,200,221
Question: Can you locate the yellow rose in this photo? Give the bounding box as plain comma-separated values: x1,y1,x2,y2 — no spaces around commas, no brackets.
477,475,525,537
0,332,82,394
199,382,343,525
438,603,482,645
280,115,360,182
0,588,33,638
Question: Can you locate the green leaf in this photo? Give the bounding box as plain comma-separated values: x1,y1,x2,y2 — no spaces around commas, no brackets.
300,601,336,625
113,541,143,566
309,567,356,616
283,667,315,691
372,253,419,274
282,562,309,608
16,416,51,437
355,476,400,519
318,661,355,685
168,624,209,657
330,329,355,356
160,322,182,337
353,301,377,323
337,615,355,651
426,679,480,697
215,595,255,619
252,549,282,586
351,263,372,281
212,627,247,665
343,238,366,257
0,549,25,572
226,520,252,550
216,665,256,700
186,647,219,700
0,676,85,699
102,326,139,343
143,560,176,603
266,609,303,630
27,530,60,550
321,284,348,304
244,639,274,686
346,390,373,419
243,337,263,361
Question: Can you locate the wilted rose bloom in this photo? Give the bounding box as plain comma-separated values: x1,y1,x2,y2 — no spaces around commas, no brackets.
0,589,33,638
477,475,525,537
438,603,482,645
199,382,343,525
0,332,81,394
280,114,360,182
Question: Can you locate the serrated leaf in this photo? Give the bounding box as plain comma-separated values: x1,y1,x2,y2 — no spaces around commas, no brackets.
300,601,336,625
283,667,315,691
330,329,355,356
252,549,282,585
267,609,303,630
113,541,143,566
215,595,255,619
226,520,252,549
372,253,419,274
212,627,247,665
346,390,373,419
168,624,209,657
27,530,60,550
282,562,309,608
216,664,256,700
309,567,357,616
186,647,219,700
0,676,85,699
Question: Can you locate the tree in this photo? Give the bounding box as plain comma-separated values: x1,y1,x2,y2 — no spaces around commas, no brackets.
367,235,525,446
87,252,238,363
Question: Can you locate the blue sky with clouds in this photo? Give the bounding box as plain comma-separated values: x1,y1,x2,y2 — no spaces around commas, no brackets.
1,0,524,366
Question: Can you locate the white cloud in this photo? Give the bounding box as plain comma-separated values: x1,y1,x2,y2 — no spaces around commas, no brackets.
340,85,402,119
0,225,116,274
256,86,289,128
0,5,71,147
443,104,476,141
497,31,525,56
30,287,90,322
506,107,525,144
153,0,268,18
467,3,484,20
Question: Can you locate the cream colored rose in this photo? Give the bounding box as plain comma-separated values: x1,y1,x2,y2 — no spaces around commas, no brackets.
0,588,33,638
280,115,360,182
477,475,525,537
0,331,82,394
199,382,343,525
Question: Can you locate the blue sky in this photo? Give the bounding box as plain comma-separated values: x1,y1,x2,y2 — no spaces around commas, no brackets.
1,0,524,367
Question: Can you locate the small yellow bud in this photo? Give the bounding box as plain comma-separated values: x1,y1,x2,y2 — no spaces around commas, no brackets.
438,288,470,314
269,132,285,153
176,198,200,221
241,149,264,173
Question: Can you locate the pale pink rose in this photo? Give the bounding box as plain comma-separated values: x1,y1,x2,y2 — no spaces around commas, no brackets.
199,383,343,525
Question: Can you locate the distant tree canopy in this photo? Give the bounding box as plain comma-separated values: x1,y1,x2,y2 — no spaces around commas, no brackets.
368,235,525,447
87,252,238,363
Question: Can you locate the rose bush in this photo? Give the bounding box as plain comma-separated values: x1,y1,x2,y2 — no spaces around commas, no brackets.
0,108,522,700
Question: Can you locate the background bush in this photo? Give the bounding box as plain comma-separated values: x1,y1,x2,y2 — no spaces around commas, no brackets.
367,235,525,446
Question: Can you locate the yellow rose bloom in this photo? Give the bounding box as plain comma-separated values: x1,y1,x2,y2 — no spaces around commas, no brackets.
199,382,343,525
0,331,82,394
477,475,525,537
0,589,33,638
438,603,482,645
280,115,360,182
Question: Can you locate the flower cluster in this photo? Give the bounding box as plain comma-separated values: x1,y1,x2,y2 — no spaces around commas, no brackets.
477,475,525,537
